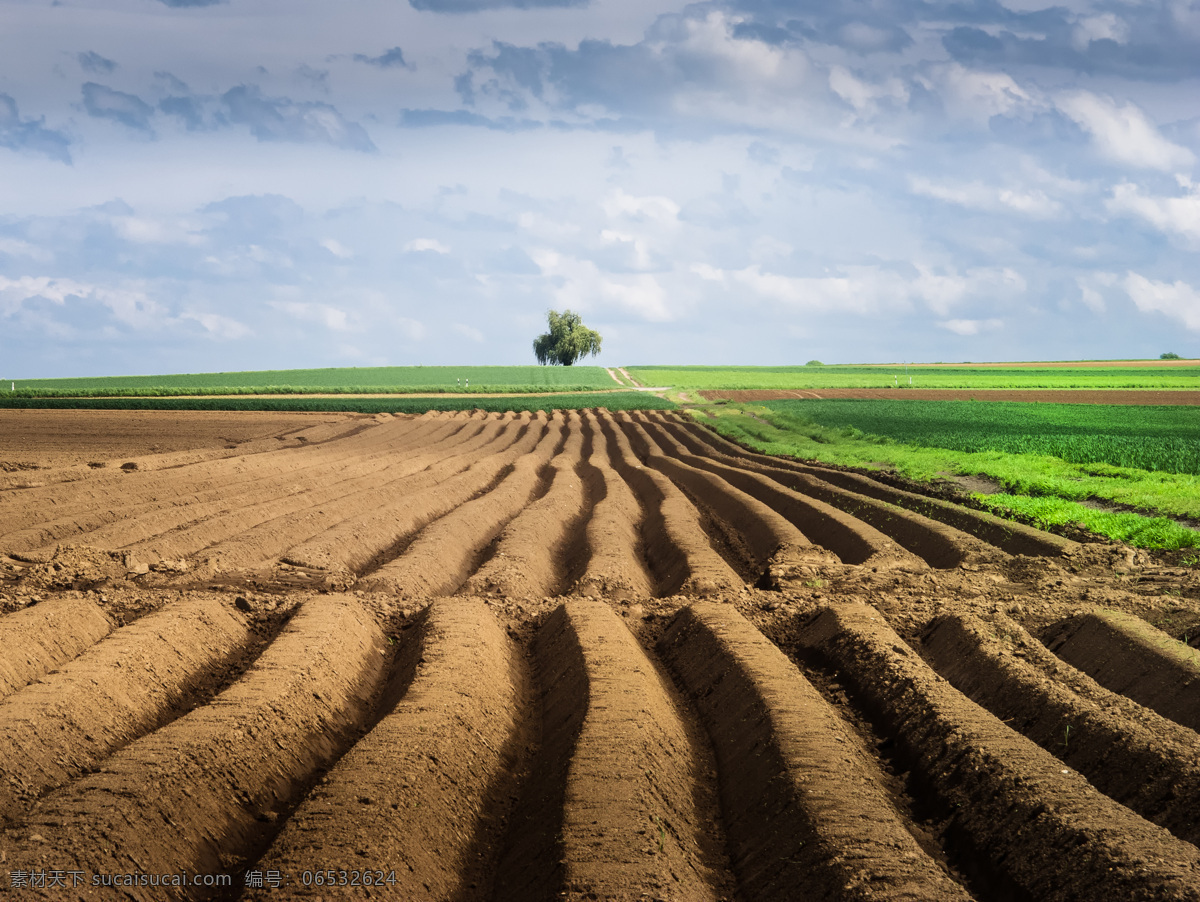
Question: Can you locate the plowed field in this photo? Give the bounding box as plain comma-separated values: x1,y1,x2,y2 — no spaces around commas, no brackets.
2,408,1200,901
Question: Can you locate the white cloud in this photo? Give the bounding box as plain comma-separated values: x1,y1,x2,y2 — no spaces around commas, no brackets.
1107,177,1200,244
922,64,1039,125
403,238,450,254
0,238,52,263
180,311,253,340
696,263,1024,318
0,274,164,329
269,300,351,331
939,318,1003,336
1124,272,1200,331
532,249,674,321
1056,91,1195,172
910,176,1062,218
601,190,680,226
320,238,353,259
829,66,908,116
1071,13,1130,51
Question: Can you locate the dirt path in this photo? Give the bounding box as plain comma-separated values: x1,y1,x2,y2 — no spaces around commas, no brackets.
1,408,1199,899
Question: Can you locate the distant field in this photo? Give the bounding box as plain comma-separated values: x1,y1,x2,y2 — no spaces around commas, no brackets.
6,366,616,397
0,392,674,414
761,399,1200,475
629,364,1200,390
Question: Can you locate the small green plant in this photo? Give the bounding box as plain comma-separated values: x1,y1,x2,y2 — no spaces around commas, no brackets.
653,816,666,854
803,578,826,589
1062,724,1072,751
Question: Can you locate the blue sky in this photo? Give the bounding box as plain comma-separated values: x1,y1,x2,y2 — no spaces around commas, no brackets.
1,0,1198,376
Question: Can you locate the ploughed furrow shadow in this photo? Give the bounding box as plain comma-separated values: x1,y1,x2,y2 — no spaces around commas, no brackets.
631,413,881,573
358,415,567,598
0,596,256,829
267,414,549,576
616,413,814,583
122,413,526,574
797,602,1200,901
644,412,1000,570
594,410,742,596
921,611,1200,848
572,412,654,600
0,412,453,556
1044,609,1200,734
636,413,919,571
244,598,533,901
462,412,594,600
1,595,387,902
667,413,1077,558
0,596,112,701
659,601,973,902
495,600,737,902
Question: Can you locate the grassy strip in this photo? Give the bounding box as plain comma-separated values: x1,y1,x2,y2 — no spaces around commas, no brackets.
2,384,612,398
974,495,1200,550
0,393,674,414
694,405,1200,549
629,364,1200,390
7,365,616,393
758,399,1200,475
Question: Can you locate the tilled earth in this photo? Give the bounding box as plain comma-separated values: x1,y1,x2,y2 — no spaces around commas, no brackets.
1,408,1199,901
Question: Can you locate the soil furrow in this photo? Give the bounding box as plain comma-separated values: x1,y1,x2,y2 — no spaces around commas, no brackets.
646,413,1000,569
0,416,469,561
797,601,1200,901
463,414,590,599
281,413,548,576
1044,609,1200,733
618,414,813,580
0,415,445,552
0,597,252,827
635,413,905,570
573,412,654,600
0,412,367,495
0,598,112,700
1,595,385,901
116,414,520,571
668,414,1077,557
246,597,532,901
921,611,1200,847
659,601,972,902
594,411,742,596
360,416,567,597
495,600,735,902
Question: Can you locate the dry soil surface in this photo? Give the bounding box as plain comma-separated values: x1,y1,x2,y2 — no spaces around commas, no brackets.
1,408,1199,901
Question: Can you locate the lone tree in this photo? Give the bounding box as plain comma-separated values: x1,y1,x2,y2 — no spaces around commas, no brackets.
533,309,602,366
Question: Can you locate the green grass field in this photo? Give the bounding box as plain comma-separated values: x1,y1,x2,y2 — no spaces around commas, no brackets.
5,366,617,397
694,404,1200,549
758,399,1200,475
0,392,672,414
629,364,1200,390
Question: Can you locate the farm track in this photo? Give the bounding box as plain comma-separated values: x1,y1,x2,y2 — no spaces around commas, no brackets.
2,409,1199,900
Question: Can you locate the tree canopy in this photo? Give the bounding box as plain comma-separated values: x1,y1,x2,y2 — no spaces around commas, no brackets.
533,309,602,366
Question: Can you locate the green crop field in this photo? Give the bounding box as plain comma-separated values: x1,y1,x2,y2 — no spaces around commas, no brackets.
5,366,617,397
0,392,673,414
628,364,1200,390
693,402,1200,549
758,399,1200,475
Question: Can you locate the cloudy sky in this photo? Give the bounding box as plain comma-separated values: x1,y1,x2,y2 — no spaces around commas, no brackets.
2,0,1199,376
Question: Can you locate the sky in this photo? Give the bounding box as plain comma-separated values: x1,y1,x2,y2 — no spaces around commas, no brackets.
1,0,1199,376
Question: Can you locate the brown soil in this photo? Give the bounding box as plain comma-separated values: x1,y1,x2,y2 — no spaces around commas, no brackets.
3,408,1200,900
701,389,1200,404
